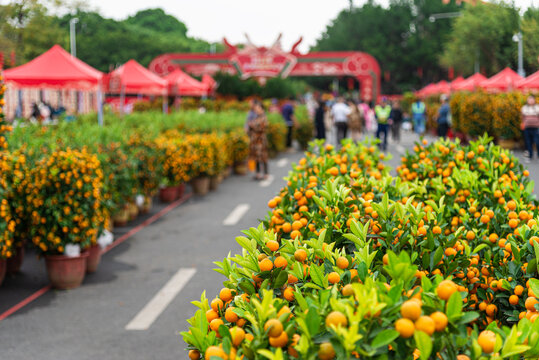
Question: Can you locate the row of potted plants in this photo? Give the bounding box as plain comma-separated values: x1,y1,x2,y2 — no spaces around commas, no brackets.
182,136,539,359
0,110,274,290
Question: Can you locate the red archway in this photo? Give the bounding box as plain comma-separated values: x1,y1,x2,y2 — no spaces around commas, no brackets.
149,36,381,102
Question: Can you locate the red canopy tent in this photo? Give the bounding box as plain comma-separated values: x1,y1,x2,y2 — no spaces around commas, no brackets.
416,83,436,97
450,76,465,90
452,73,487,92
164,69,210,97
516,70,539,92
479,67,522,92
202,74,217,93
431,80,451,95
3,44,104,124
4,45,103,89
107,59,167,95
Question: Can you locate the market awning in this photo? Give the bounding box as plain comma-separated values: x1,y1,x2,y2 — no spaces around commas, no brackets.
163,69,209,97
516,70,539,91
479,67,522,92
3,45,103,90
452,73,488,92
107,60,167,95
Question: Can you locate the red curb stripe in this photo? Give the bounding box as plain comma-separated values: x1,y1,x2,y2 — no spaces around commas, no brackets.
0,193,192,322
0,285,51,321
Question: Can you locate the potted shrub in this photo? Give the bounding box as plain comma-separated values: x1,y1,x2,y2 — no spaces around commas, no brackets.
0,151,32,273
188,134,214,195
229,130,249,175
156,134,192,202
0,183,15,285
30,149,104,289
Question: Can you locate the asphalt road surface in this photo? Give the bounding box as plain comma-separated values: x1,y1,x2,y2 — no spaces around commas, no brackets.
2,132,539,359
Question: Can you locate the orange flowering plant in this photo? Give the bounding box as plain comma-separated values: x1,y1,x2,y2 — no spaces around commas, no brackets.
0,73,10,150
30,148,105,255
155,131,193,186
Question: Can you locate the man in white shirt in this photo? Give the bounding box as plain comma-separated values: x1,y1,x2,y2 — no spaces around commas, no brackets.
331,97,351,146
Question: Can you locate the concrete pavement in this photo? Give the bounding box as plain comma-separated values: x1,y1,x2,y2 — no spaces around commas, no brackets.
0,152,302,360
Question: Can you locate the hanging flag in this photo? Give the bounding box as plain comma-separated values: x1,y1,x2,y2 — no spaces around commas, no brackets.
10,51,15,66
448,67,454,80
417,67,423,78
384,71,390,82
0,52,3,70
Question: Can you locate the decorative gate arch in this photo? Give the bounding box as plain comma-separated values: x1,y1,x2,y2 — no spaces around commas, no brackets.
149,35,381,102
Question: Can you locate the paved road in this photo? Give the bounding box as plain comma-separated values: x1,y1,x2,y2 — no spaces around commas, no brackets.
2,132,539,359
0,153,301,360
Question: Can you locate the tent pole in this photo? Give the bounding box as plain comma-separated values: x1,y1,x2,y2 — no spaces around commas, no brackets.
163,90,168,114
119,85,125,117
97,85,104,126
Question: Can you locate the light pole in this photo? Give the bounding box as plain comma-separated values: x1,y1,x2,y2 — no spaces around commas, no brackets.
513,32,525,77
69,18,79,57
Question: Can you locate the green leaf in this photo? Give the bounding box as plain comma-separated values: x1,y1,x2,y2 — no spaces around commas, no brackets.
446,291,463,320
371,329,399,348
529,279,539,302
414,330,432,360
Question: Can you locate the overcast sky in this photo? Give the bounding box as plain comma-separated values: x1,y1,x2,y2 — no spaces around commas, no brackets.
83,0,536,53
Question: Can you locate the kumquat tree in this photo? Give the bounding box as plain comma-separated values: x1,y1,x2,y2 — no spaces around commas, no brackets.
183,136,539,360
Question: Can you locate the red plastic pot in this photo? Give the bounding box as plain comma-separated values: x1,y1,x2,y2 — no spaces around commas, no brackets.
0,259,6,287
159,186,178,203
175,183,186,200
45,252,89,290
86,245,102,273
7,246,24,274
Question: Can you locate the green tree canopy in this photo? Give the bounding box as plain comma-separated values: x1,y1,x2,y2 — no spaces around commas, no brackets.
125,8,188,36
314,0,461,93
440,1,519,76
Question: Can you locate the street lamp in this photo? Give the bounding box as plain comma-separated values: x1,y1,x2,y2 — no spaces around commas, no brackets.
69,18,79,57
513,32,525,78
429,12,461,22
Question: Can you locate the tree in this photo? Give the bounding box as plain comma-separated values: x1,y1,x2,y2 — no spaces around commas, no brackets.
314,0,461,93
125,8,187,36
522,7,539,72
440,1,519,76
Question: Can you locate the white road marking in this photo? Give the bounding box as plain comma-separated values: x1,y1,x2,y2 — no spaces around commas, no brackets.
223,204,251,226
125,268,196,331
276,158,288,168
396,145,406,155
259,174,274,188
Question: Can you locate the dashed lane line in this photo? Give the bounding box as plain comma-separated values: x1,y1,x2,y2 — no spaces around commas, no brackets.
259,174,274,188
125,268,196,331
223,204,251,226
276,158,288,168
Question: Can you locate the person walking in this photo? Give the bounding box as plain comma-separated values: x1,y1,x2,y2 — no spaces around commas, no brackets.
411,97,426,135
331,97,351,145
375,98,391,151
437,95,450,138
281,98,296,150
314,98,326,140
347,100,362,142
248,102,269,180
521,95,539,163
389,101,403,142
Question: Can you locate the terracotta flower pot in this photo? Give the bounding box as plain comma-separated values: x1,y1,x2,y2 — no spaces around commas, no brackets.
191,177,210,195
159,186,178,203
7,246,24,274
45,252,89,289
175,183,186,200
209,176,220,191
223,166,232,178
113,207,129,227
234,161,248,175
128,202,139,221
0,259,6,287
141,196,153,214
86,245,102,273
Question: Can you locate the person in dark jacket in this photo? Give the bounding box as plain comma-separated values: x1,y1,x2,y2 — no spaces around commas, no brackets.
314,98,326,140
437,95,450,138
389,101,403,142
